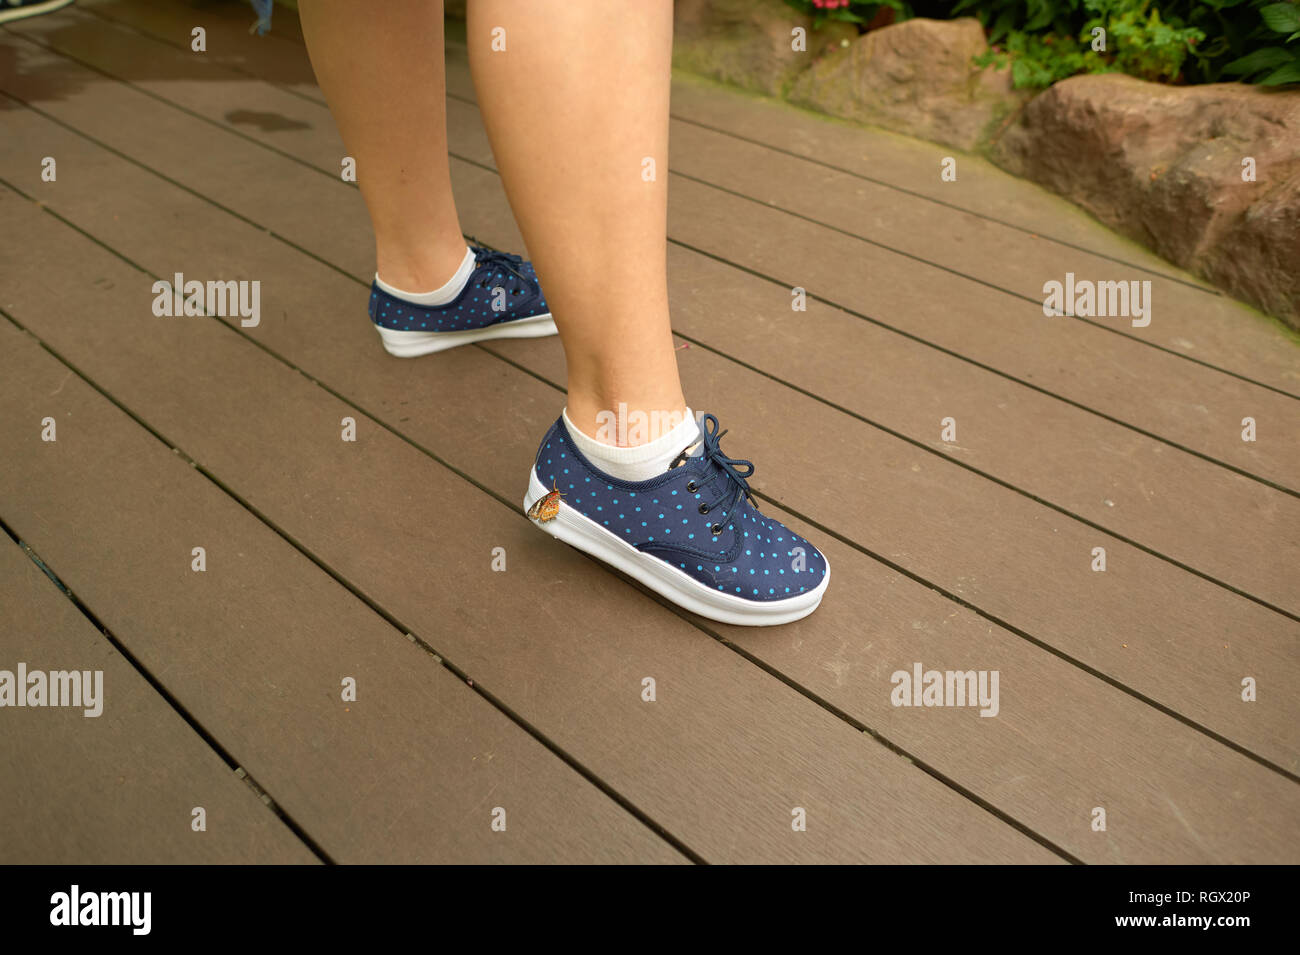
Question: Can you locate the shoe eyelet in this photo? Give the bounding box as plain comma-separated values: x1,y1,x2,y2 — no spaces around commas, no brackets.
710,523,723,536
686,481,698,492
698,503,709,515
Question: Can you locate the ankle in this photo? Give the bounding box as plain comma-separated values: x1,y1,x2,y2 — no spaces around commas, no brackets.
562,405,700,482
375,238,471,293
375,246,476,307
565,395,689,448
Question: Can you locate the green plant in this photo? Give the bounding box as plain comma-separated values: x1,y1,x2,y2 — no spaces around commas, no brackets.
1223,1,1300,83
957,0,1254,86
1086,1,1207,81
790,0,1298,86
976,30,1106,85
953,0,1086,45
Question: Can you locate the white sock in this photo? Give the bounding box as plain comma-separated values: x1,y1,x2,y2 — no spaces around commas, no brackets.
375,246,475,306
563,407,702,482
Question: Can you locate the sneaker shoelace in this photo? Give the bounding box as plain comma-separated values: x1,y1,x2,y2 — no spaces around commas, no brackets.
673,414,756,531
469,244,541,310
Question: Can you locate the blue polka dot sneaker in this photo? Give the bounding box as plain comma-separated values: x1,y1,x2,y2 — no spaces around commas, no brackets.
368,246,556,357
523,412,830,626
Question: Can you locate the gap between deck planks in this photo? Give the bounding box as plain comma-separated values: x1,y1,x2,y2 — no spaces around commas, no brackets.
2,21,1296,773
0,41,1294,862
0,533,317,864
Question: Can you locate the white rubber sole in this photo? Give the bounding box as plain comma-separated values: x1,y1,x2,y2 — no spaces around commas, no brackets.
523,470,828,627
376,312,556,357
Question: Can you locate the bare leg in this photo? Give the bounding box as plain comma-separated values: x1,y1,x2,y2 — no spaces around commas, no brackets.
467,0,685,442
299,0,468,291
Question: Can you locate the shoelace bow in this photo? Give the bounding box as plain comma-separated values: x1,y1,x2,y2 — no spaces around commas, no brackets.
695,413,756,518
470,245,539,307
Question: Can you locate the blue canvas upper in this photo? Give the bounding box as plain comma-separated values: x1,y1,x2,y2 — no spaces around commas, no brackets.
369,245,549,332
532,413,828,602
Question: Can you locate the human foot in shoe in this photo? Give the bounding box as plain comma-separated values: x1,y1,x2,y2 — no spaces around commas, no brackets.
523,412,829,626
369,244,555,357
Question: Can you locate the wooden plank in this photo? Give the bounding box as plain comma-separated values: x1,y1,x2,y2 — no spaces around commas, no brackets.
0,536,317,864
2,57,1294,862
16,8,1296,497
0,191,1052,864
6,23,1294,612
0,330,686,866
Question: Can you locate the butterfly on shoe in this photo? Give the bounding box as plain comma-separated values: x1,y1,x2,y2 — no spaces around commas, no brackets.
526,479,565,523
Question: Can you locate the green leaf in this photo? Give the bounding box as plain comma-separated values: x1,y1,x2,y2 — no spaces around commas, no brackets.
1260,3,1300,35
1260,59,1300,83
1025,0,1054,32
989,8,1016,44
1223,46,1294,74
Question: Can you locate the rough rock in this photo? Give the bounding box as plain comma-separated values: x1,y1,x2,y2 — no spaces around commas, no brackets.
993,74,1300,328
672,0,858,98
786,17,1027,152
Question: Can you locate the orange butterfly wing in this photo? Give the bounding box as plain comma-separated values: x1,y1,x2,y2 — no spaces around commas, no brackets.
527,480,564,523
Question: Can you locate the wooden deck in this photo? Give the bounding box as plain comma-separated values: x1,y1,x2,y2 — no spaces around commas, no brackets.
1,0,1297,864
